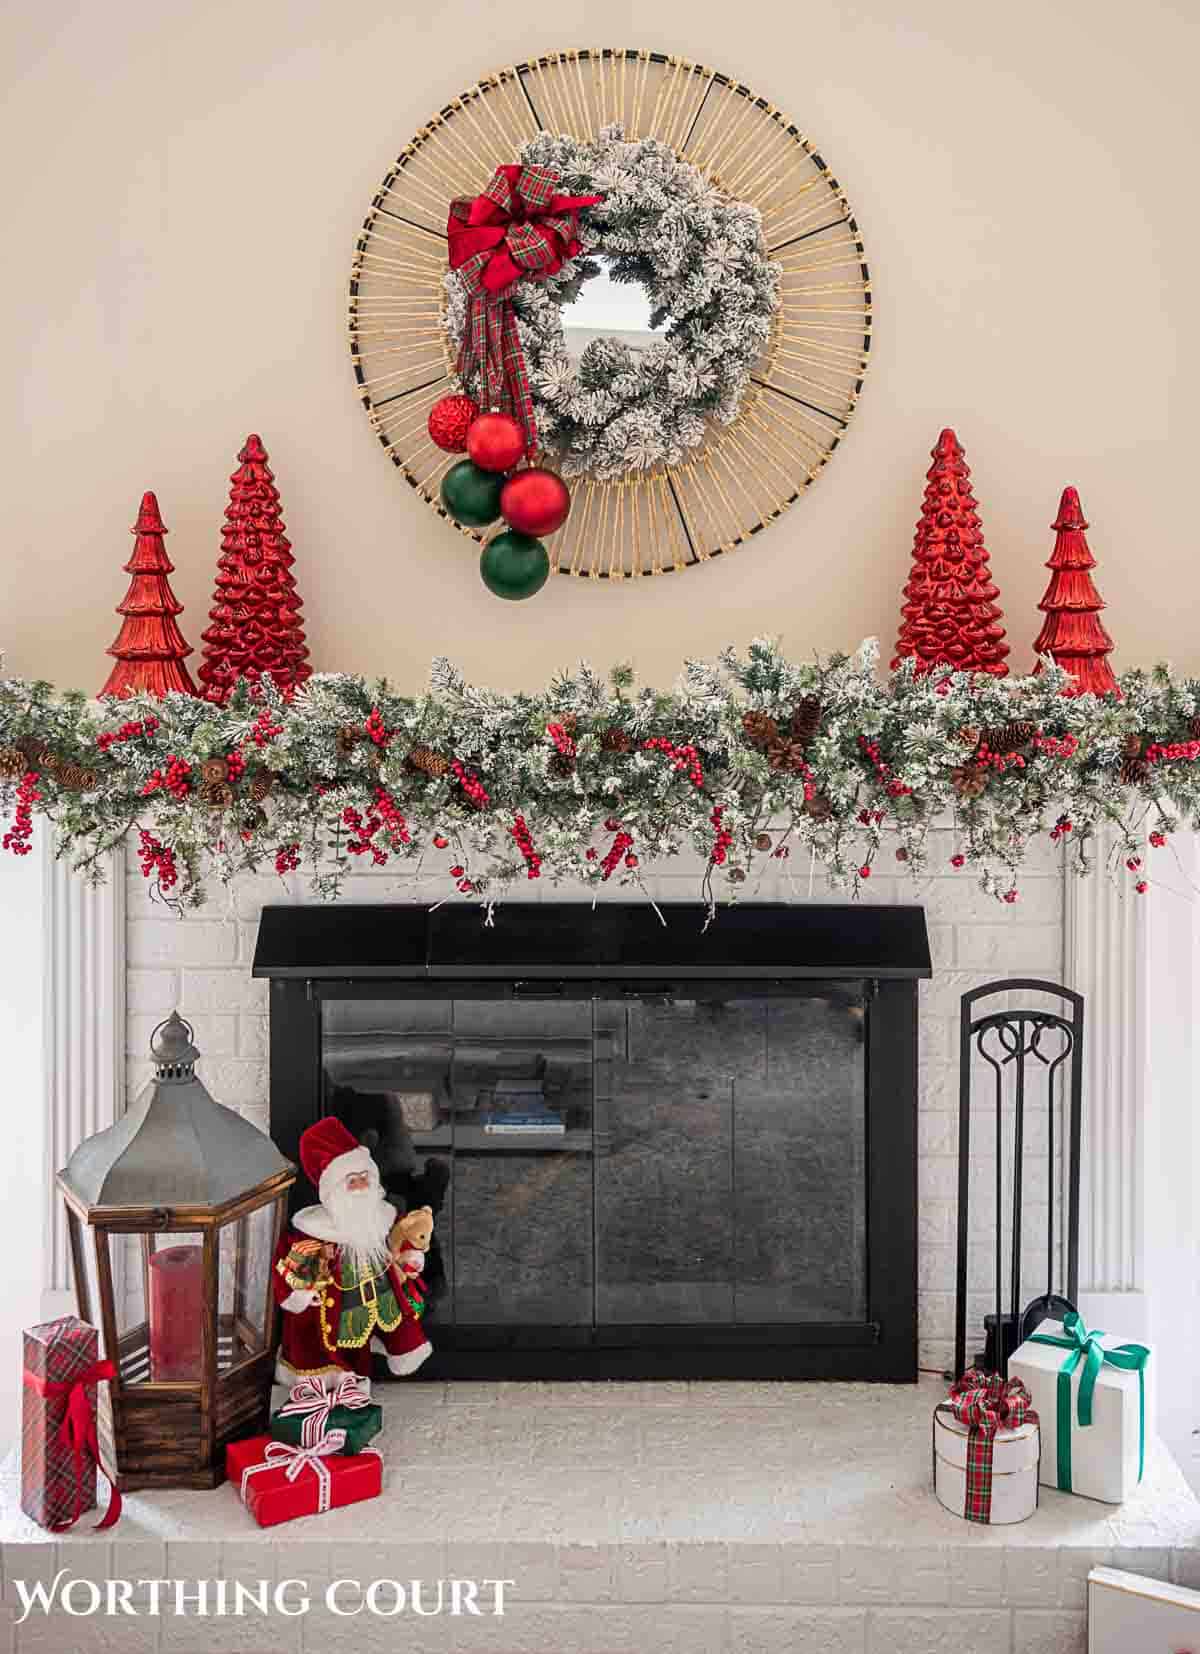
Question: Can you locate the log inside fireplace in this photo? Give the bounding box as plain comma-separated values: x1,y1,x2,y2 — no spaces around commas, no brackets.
253,903,929,1381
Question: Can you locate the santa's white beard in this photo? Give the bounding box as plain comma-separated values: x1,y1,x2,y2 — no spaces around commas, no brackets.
323,1178,393,1279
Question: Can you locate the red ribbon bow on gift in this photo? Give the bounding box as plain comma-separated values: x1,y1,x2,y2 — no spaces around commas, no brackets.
23,1359,121,1531
946,1368,1037,1524
447,164,602,457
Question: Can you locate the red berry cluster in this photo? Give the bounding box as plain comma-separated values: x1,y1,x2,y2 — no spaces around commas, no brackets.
1149,831,1167,848
951,853,966,868
225,749,247,782
1003,888,1019,904
432,834,449,849
600,829,634,880
546,722,576,762
1049,814,1074,842
642,737,704,788
772,844,790,860
142,756,193,799
709,805,733,865
137,828,178,891
857,734,912,798
3,771,42,856
96,715,159,752
343,787,411,865
1135,880,1148,894
974,740,1026,774
250,709,285,748
448,862,474,894
1033,731,1078,759
451,759,490,810
1145,739,1200,764
275,844,301,875
364,708,390,748
857,807,886,827
859,864,871,879
510,814,542,878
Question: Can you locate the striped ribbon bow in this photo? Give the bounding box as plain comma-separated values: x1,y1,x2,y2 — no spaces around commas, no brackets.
278,1374,371,1449
239,1429,349,1514
447,164,602,456
947,1368,1038,1523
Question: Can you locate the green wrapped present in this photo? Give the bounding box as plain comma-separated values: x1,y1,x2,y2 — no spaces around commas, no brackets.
270,1374,381,1456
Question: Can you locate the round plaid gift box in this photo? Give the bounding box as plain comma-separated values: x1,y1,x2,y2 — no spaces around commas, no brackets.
934,1405,1040,1525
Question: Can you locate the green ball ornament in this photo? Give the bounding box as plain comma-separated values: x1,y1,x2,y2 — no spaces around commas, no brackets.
440,460,504,528
480,530,550,601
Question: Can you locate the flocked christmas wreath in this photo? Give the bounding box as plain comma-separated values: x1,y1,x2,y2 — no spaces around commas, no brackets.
444,127,782,481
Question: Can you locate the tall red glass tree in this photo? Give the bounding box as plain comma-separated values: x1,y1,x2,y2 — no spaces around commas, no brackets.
197,435,311,705
100,492,197,698
1033,486,1119,697
891,428,1009,677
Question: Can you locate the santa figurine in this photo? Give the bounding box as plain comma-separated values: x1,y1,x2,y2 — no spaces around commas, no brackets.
272,1117,433,1389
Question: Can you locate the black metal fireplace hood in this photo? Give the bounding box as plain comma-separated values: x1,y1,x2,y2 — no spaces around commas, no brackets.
252,902,932,983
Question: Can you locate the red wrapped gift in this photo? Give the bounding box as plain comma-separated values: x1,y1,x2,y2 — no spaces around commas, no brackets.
21,1316,121,1531
226,1431,382,1528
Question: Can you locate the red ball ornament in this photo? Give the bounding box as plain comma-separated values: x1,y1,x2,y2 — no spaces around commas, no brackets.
500,467,572,537
427,394,479,453
466,412,525,473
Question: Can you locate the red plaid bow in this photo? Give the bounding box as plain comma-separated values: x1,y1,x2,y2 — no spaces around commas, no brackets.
947,1368,1037,1523
447,164,602,457
23,1359,121,1531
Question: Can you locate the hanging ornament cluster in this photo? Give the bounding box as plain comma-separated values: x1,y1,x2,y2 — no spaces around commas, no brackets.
426,394,479,454
434,405,571,601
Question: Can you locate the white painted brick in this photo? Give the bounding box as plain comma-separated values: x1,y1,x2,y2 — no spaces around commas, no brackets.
128,918,237,967
500,1542,559,1601
918,1337,954,1374
1004,1548,1059,1606
614,1541,669,1602
239,1014,270,1057
726,1543,784,1603
557,1543,616,1602
728,1607,867,1654
919,1201,955,1248
181,968,268,1013
956,923,1063,971
926,924,956,968
668,1542,728,1603
866,1610,1009,1654
838,1546,899,1605
890,1549,952,1606
779,1546,839,1605
195,1057,268,1106
127,966,181,1012
1171,1545,1200,1589
1012,1609,1086,1653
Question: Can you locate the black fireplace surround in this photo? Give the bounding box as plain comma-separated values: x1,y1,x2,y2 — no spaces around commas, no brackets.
253,903,929,1381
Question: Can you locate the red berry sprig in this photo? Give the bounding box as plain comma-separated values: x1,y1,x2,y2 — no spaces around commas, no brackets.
709,805,734,866
857,734,912,798
3,771,42,856
250,709,285,748
96,715,159,752
275,844,300,875
1149,831,1167,848
600,828,634,880
343,786,411,864
510,814,542,879
1033,731,1078,759
137,828,178,892
141,756,193,799
546,722,576,762
364,707,390,749
642,737,704,788
451,759,490,810
1049,814,1073,842
225,749,247,782
448,862,474,894
1145,739,1200,764
973,740,1026,774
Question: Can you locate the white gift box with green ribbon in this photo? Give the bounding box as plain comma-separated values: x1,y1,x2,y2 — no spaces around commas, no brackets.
1008,1312,1153,1505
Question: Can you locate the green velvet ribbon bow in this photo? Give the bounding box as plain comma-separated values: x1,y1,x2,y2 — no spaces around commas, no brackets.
1027,1311,1150,1493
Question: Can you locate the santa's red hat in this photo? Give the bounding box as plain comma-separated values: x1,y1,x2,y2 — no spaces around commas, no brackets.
299,1117,377,1207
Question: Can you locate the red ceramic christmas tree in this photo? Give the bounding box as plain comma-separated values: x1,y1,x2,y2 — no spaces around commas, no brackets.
100,492,197,697
197,435,311,705
1033,486,1119,697
891,428,1009,677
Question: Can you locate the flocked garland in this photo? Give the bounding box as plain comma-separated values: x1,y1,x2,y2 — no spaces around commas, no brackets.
2,641,1199,917
444,127,781,480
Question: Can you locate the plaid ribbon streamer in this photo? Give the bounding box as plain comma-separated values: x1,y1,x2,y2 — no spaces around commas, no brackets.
278,1373,371,1449
947,1368,1038,1523
239,1429,350,1513
447,164,602,456
22,1358,121,1531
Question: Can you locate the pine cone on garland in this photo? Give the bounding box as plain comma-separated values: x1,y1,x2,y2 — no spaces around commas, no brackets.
956,726,981,748
0,746,27,779
55,764,99,792
951,765,987,800
804,792,834,822
600,727,633,754
407,745,450,779
982,721,1036,754
789,696,822,748
248,772,274,803
754,831,772,851
549,753,576,778
766,737,809,775
200,758,229,787
1119,735,1149,785
200,781,234,809
742,711,779,750
336,724,363,757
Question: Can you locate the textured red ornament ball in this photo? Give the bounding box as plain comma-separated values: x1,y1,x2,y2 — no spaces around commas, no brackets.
427,395,479,454
500,467,572,536
466,412,525,473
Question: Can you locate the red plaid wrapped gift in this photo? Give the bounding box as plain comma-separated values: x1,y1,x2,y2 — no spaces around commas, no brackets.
227,1431,382,1528
21,1316,121,1531
933,1368,1040,1525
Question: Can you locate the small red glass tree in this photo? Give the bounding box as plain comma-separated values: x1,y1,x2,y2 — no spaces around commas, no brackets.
100,492,197,698
891,428,1009,677
1033,486,1119,697
197,435,311,705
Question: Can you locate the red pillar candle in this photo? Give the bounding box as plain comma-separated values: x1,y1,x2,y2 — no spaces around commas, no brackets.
148,1244,205,1380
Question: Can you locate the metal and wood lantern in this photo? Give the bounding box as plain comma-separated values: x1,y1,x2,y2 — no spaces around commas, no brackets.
56,1012,295,1490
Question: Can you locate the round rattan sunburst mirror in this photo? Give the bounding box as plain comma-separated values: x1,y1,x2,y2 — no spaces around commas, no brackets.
349,50,871,582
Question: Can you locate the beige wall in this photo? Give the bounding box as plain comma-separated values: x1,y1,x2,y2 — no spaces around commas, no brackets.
2,0,1197,691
